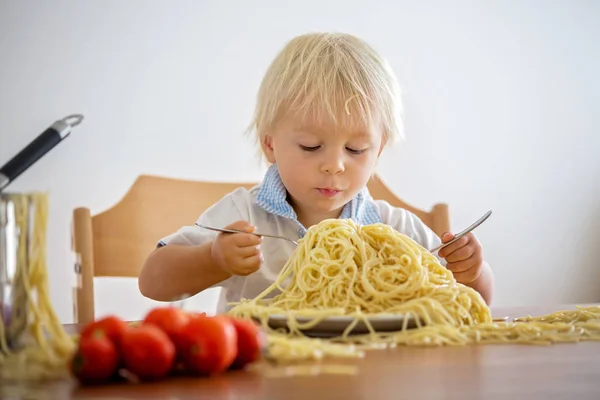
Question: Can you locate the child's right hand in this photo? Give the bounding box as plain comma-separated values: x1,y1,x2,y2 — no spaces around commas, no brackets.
210,221,263,276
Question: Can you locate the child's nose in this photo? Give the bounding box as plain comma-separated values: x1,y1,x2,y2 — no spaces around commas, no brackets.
320,153,345,175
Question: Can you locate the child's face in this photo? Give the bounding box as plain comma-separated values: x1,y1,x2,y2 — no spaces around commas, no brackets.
262,112,385,225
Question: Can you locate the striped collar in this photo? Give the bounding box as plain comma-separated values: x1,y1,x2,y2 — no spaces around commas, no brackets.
255,163,382,236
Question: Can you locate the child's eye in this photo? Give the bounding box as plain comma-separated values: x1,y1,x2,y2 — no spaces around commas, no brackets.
299,145,320,152
346,147,367,155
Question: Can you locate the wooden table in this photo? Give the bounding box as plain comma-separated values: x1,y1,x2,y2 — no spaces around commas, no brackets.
9,304,600,400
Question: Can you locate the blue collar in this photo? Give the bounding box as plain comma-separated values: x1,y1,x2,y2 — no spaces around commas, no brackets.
255,164,382,236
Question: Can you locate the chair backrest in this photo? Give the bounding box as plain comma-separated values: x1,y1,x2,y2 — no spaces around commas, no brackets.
71,174,449,323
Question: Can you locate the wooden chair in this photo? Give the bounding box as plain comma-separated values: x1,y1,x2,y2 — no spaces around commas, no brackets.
71,174,449,324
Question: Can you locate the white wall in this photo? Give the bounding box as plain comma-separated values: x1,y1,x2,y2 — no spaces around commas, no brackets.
1,0,598,324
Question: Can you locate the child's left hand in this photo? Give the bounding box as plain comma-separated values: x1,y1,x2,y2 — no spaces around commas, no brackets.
437,232,483,284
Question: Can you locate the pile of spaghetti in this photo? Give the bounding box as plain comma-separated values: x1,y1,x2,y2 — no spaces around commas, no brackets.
0,192,77,382
228,219,600,362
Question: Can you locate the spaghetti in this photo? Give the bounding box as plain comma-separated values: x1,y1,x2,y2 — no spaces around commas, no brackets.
0,192,76,381
228,219,600,361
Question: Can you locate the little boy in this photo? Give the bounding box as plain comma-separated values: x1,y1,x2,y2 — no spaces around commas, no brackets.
138,32,493,312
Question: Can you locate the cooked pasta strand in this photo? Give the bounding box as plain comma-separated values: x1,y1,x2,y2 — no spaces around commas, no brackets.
0,193,76,382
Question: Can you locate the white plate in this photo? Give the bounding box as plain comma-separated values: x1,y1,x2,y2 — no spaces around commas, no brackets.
262,314,417,338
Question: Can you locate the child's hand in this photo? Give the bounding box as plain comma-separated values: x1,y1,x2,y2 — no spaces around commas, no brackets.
210,221,263,276
437,232,483,284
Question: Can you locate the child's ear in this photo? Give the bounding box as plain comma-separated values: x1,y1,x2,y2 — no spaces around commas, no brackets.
261,135,276,163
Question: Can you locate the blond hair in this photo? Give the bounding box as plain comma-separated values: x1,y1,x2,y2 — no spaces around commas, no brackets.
248,32,403,152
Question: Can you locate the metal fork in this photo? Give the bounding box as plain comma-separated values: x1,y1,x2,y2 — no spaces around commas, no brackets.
195,222,299,246
195,209,491,252
429,210,492,253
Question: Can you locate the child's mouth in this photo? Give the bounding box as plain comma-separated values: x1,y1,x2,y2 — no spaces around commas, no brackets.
317,188,341,198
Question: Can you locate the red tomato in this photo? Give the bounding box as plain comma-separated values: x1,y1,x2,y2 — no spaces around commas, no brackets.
178,315,238,376
143,307,189,342
80,315,128,348
229,318,265,369
187,311,207,319
71,333,119,384
121,325,175,380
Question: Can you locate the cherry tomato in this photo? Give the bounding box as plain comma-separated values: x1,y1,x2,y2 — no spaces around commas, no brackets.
121,325,175,380
80,315,128,348
178,315,238,376
143,307,189,342
229,317,265,369
71,333,119,384
187,311,207,319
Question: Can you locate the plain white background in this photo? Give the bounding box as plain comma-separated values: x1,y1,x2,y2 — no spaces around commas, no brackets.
1,0,599,323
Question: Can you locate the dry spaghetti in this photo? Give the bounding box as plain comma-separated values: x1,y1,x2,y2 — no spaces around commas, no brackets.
228,219,600,361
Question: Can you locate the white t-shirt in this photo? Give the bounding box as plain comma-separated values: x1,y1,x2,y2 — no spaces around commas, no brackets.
159,174,444,313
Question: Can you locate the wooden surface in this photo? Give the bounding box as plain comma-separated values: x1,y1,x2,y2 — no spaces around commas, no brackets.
71,173,449,324
12,304,600,400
